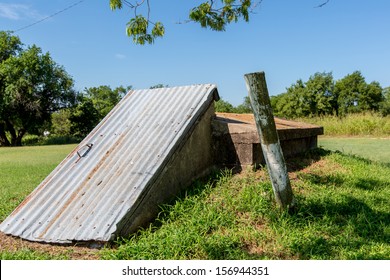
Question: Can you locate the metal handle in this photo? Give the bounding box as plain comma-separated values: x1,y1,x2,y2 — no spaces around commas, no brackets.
77,143,93,158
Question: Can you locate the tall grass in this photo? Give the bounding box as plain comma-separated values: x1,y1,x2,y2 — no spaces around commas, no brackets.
297,113,390,137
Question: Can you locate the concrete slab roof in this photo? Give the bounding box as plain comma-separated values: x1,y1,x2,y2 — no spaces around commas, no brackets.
214,113,324,141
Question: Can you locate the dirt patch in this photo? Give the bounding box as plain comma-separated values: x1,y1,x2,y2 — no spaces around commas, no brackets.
299,158,348,175
0,232,100,259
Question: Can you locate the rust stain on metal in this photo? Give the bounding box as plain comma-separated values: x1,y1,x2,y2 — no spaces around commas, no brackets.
9,146,83,218
8,192,34,218
0,84,219,243
37,133,127,239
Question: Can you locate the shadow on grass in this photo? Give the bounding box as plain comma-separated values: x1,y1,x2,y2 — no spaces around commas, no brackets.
286,195,390,259
329,148,390,168
299,173,346,188
298,150,390,192
353,177,389,191
108,149,389,260
285,148,332,172
282,151,390,259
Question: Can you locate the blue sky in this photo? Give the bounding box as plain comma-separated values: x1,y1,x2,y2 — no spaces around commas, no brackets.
0,0,389,105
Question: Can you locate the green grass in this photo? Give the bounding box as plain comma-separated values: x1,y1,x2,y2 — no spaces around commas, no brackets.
99,150,389,260
0,144,389,260
0,145,76,221
319,137,390,165
0,249,67,260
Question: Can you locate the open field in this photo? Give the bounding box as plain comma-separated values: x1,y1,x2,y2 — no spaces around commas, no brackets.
0,145,76,222
0,143,389,260
319,137,390,165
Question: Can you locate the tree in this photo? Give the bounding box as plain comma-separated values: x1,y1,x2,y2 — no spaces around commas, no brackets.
109,1,330,44
270,94,285,116
0,31,76,146
214,96,253,113
68,85,130,138
51,109,72,136
214,98,235,112
271,92,294,118
84,85,130,119
304,72,336,116
109,0,258,44
335,71,383,115
69,96,100,139
235,96,253,113
149,84,168,89
279,72,337,118
271,71,384,118
272,79,309,118
0,31,21,62
0,31,22,146
379,87,390,116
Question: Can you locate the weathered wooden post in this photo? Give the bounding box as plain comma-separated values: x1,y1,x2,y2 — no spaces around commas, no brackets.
244,71,295,209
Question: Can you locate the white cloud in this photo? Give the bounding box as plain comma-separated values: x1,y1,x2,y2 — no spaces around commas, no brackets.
0,3,44,20
115,53,127,60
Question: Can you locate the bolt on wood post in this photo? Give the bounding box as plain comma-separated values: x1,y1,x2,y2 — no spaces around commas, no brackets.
244,72,295,210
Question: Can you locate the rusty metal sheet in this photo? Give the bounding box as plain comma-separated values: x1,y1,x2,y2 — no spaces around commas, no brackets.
0,84,219,243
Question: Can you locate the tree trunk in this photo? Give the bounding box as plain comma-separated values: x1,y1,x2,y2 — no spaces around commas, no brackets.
1,120,25,146
5,120,18,146
0,123,11,147
15,128,26,146
244,71,295,210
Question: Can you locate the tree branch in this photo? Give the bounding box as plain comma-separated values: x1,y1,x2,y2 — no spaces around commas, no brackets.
314,0,330,8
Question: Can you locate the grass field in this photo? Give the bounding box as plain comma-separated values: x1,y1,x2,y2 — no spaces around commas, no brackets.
0,145,76,221
319,137,390,165
0,143,389,260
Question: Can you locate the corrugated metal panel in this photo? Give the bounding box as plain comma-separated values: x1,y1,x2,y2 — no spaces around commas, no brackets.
0,84,219,243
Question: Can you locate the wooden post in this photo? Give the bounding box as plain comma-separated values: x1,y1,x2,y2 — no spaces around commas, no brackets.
244,72,295,209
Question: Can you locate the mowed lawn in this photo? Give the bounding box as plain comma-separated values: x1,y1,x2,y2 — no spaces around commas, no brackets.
319,137,390,165
0,145,76,221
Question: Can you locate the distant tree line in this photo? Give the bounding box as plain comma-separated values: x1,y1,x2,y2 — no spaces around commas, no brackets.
2,31,389,146
215,96,253,114
216,71,389,118
270,71,389,118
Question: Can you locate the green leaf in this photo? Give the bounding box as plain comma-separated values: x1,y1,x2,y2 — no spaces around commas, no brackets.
152,22,165,38
126,16,165,45
109,0,122,10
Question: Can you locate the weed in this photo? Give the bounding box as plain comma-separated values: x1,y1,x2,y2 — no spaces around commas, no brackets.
297,112,390,137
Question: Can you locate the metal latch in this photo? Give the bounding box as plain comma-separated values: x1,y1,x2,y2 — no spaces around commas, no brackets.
77,143,93,159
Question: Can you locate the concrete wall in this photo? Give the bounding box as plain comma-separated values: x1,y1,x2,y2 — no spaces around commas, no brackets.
212,116,323,168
